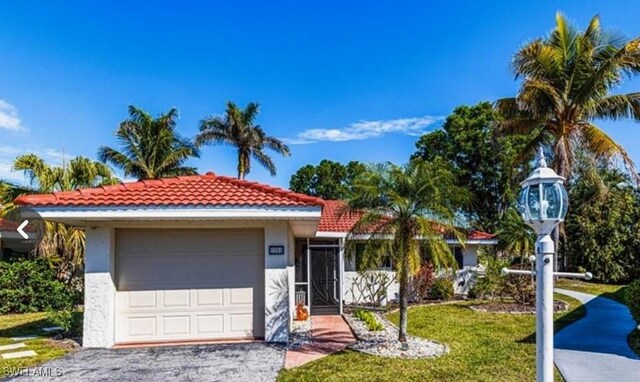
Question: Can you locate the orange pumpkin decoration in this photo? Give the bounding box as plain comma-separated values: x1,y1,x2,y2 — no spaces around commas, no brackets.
295,302,309,321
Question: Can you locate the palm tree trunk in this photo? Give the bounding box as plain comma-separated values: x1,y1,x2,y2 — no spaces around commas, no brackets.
237,151,245,179
398,266,409,346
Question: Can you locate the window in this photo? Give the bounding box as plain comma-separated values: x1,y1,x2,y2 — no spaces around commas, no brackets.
354,243,393,271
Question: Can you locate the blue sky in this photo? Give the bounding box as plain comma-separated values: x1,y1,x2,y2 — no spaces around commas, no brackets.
1,1,640,188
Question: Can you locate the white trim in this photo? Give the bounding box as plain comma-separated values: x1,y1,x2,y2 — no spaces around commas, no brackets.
315,231,348,238
32,206,322,221
345,233,497,245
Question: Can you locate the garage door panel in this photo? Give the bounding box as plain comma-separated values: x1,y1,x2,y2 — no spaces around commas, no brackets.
115,229,264,343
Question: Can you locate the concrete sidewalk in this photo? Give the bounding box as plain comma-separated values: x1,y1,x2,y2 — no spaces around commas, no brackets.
555,288,640,382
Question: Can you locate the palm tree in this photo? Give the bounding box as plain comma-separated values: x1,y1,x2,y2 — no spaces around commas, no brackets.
495,13,640,182
98,106,200,180
346,160,469,347
196,101,290,179
496,208,535,263
4,154,119,280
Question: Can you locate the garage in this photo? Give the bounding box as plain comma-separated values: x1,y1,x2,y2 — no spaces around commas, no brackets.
114,228,265,344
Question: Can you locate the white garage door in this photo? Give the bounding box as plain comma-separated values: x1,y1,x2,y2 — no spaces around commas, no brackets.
115,229,264,344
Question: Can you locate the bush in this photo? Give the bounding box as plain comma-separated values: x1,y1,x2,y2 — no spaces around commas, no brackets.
473,255,509,300
353,309,384,331
0,259,78,314
626,279,640,324
409,262,435,302
349,271,395,307
48,309,83,338
429,277,454,301
501,264,536,306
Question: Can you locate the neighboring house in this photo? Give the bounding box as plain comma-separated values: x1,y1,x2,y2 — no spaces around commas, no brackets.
14,173,495,348
0,218,35,261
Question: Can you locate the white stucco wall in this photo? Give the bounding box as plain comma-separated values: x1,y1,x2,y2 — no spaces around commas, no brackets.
264,222,291,343
342,244,482,304
83,227,116,348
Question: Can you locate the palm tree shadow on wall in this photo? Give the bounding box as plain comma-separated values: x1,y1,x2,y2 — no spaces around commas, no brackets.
265,272,290,343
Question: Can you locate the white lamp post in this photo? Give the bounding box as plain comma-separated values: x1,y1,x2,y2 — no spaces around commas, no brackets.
516,148,568,382
503,149,591,381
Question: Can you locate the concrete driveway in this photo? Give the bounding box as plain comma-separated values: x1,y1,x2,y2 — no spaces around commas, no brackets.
555,289,640,382
5,342,285,382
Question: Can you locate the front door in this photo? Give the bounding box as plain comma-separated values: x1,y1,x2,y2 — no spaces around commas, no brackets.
310,247,340,315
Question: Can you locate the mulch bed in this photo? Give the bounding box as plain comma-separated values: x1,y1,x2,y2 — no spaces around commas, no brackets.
470,300,569,314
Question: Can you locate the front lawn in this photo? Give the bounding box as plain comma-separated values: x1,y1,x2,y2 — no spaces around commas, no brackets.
555,279,627,303
0,313,74,372
278,293,584,382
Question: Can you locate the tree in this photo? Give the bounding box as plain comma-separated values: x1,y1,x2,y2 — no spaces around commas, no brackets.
496,208,535,262
5,154,120,280
413,102,531,231
346,160,469,346
563,159,640,283
289,160,366,200
98,106,200,180
196,101,290,179
495,13,640,182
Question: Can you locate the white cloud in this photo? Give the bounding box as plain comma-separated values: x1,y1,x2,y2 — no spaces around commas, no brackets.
0,100,25,131
284,115,444,144
0,146,71,184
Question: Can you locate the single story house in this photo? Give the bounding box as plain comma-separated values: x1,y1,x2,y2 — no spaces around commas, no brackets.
15,172,495,348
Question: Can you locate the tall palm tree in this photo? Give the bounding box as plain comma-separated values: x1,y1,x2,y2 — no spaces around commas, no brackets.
495,13,640,182
4,154,119,280
346,160,469,347
196,101,290,179
98,106,200,180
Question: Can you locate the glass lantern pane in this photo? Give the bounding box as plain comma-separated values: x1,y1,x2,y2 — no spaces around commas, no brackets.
527,185,541,220
559,183,569,218
542,183,560,219
517,188,528,217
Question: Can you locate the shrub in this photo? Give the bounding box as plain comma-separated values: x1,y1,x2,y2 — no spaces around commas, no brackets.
409,262,435,302
353,309,384,331
48,309,83,338
0,259,78,314
473,255,509,300
626,279,640,324
429,277,454,301
501,264,536,306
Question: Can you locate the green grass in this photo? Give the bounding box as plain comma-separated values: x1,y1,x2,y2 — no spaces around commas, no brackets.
278,293,584,382
0,313,73,372
555,279,627,303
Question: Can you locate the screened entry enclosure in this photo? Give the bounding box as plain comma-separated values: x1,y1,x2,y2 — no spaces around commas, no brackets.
294,238,342,315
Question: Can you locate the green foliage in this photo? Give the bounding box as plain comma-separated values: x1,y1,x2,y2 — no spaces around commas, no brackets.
429,277,454,301
409,262,436,302
99,105,200,180
563,162,640,283
289,160,366,200
496,13,640,181
6,154,120,280
625,279,640,324
502,264,536,306
0,260,78,314
196,101,289,179
413,102,530,231
353,309,384,331
48,309,83,338
496,208,535,261
472,255,509,300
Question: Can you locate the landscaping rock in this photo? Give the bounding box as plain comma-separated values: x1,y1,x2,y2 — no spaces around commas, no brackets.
1,350,37,359
344,312,448,359
288,319,312,350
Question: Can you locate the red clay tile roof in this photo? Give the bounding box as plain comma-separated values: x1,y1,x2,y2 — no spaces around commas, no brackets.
318,200,496,241
13,172,325,208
